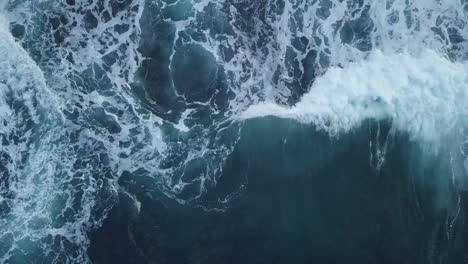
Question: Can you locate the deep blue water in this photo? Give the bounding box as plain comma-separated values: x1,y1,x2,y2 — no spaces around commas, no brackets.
1,0,468,263
88,118,468,264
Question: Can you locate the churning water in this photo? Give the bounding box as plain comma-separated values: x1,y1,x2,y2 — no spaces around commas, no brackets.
1,0,468,263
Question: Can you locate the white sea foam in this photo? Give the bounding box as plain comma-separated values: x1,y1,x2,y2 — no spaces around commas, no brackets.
241,49,468,144
1,4,169,262
1,0,467,261
0,12,70,262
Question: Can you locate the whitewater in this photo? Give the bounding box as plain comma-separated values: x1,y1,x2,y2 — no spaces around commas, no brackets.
241,49,468,145
1,0,468,263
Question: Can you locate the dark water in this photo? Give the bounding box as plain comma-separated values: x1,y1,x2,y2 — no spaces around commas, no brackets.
89,118,468,264
2,0,468,263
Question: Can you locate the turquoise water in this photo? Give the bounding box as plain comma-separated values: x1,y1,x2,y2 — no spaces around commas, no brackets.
1,0,468,263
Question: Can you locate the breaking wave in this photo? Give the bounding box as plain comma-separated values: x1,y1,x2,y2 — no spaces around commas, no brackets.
0,0,467,262
241,49,468,145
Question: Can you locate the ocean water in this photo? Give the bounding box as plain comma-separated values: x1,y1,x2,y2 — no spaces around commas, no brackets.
0,0,468,263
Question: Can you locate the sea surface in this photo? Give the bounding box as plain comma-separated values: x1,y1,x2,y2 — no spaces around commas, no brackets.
1,0,468,263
